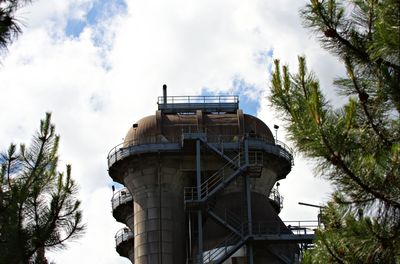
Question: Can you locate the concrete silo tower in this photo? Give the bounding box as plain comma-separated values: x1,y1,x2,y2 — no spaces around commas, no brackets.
108,86,314,264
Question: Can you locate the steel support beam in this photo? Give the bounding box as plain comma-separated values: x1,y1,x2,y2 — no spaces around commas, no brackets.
244,138,254,264
196,139,203,264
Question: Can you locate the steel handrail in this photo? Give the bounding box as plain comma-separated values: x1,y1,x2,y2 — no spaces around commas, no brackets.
274,139,294,164
223,209,242,233
115,227,134,246
269,187,283,210
283,220,319,235
203,232,240,263
108,134,292,168
194,219,317,263
111,187,133,210
183,153,241,201
200,153,242,195
249,220,318,236
157,95,239,105
184,151,263,201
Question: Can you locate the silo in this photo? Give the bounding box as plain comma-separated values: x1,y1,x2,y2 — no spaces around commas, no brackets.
108,88,313,264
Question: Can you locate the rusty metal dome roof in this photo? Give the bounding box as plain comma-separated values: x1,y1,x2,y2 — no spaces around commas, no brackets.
123,110,274,146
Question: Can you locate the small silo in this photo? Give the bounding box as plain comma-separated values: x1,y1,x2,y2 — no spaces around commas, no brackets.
108,87,313,264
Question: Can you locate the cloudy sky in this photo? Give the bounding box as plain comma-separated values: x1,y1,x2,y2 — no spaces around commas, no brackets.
0,0,345,263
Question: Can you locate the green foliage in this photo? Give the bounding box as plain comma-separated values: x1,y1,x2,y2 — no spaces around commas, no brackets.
0,113,85,264
269,0,400,263
302,199,400,263
0,0,31,52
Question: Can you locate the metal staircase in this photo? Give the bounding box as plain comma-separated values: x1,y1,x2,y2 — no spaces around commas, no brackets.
184,154,256,205
184,149,263,206
202,209,247,264
201,232,245,264
184,132,263,264
207,209,243,237
184,132,315,263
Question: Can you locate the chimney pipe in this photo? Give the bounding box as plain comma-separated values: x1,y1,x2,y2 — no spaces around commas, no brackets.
163,84,167,104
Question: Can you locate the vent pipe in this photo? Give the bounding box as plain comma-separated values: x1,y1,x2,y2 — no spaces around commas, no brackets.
163,84,167,104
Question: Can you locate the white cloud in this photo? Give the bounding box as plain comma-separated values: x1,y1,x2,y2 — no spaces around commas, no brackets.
0,0,344,262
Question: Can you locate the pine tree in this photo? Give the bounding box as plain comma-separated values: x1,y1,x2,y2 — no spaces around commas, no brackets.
0,113,85,264
269,0,399,263
0,0,31,52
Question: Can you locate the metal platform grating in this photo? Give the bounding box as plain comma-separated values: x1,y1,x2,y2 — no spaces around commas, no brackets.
157,95,239,113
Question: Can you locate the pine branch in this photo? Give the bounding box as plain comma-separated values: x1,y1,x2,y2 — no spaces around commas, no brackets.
345,58,391,145
320,232,346,264
280,1,400,262
329,151,400,209
0,113,84,262
316,114,395,207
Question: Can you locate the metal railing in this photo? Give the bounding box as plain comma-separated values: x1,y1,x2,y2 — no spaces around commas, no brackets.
183,154,240,202
283,220,319,235
222,209,243,233
115,227,134,247
251,221,290,236
158,95,239,113
112,187,133,210
157,95,239,105
201,232,242,264
107,132,292,168
247,220,317,237
191,218,316,264
274,139,294,164
269,187,283,210
212,210,317,238
184,151,263,202
198,219,316,264
107,135,182,167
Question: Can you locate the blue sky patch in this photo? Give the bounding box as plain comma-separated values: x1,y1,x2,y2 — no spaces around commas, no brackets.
231,77,261,116
200,76,262,116
65,19,86,38
255,49,274,73
255,49,273,64
87,0,127,25
65,0,127,38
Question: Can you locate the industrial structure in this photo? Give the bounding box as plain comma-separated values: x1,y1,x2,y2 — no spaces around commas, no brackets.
108,86,315,264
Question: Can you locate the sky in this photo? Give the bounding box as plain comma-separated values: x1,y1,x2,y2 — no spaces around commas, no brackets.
0,0,346,263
